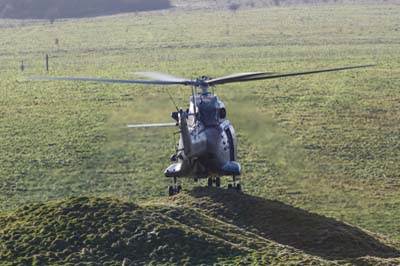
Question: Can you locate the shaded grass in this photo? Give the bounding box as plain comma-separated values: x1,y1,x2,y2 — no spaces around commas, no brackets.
173,187,400,260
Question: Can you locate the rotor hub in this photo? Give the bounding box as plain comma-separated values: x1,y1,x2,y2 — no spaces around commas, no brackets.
194,77,212,95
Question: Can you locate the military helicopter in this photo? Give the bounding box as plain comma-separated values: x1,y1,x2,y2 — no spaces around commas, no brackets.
32,64,374,196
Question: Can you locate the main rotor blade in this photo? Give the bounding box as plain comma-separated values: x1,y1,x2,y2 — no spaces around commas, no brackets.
127,122,177,128
30,76,192,86
133,71,191,83
206,72,275,85
208,64,376,85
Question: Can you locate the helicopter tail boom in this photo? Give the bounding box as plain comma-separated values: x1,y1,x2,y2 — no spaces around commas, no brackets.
127,123,177,128
179,110,192,156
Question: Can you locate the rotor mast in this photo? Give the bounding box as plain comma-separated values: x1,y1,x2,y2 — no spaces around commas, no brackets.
200,83,209,95
196,77,211,95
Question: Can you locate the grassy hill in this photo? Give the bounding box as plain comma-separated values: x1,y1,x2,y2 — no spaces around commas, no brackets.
1,189,399,265
0,0,171,19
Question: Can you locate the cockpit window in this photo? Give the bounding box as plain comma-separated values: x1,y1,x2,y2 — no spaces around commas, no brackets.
199,97,219,126
189,95,223,127
220,108,226,119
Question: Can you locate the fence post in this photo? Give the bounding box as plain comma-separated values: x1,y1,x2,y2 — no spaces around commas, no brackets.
46,54,49,72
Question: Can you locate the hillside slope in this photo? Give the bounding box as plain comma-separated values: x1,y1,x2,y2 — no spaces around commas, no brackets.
1,188,399,266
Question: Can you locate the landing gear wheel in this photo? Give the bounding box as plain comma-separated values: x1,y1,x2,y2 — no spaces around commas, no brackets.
228,175,241,192
215,177,221,187
168,177,183,196
168,186,174,197
207,177,213,187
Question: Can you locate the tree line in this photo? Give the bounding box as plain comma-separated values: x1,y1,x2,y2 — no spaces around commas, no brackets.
0,0,171,19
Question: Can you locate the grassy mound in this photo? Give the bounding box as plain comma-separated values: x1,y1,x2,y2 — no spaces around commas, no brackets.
0,197,243,265
0,0,171,19
171,187,400,260
1,189,400,265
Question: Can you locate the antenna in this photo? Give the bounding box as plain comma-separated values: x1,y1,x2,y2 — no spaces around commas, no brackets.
165,88,179,112
192,84,197,137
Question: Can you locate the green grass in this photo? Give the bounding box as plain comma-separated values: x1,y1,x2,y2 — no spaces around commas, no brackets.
1,190,399,265
0,1,400,264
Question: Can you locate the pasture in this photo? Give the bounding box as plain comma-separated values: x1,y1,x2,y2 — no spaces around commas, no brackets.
1,1,399,244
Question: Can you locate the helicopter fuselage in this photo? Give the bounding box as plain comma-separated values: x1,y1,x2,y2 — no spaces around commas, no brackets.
165,93,241,179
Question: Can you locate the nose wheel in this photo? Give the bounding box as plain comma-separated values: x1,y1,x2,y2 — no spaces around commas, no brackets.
168,177,182,196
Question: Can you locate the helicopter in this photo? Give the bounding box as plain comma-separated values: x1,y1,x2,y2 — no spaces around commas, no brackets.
32,64,374,196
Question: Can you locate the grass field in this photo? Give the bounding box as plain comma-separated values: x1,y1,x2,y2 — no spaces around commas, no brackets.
0,1,400,264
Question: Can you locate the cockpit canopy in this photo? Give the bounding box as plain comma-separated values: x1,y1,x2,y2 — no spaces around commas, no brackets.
189,95,226,127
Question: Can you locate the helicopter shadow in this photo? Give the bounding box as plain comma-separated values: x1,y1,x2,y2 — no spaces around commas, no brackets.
186,187,400,260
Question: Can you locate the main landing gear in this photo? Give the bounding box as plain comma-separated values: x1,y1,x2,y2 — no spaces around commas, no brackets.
168,177,182,196
207,176,242,192
207,177,221,187
228,176,242,192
